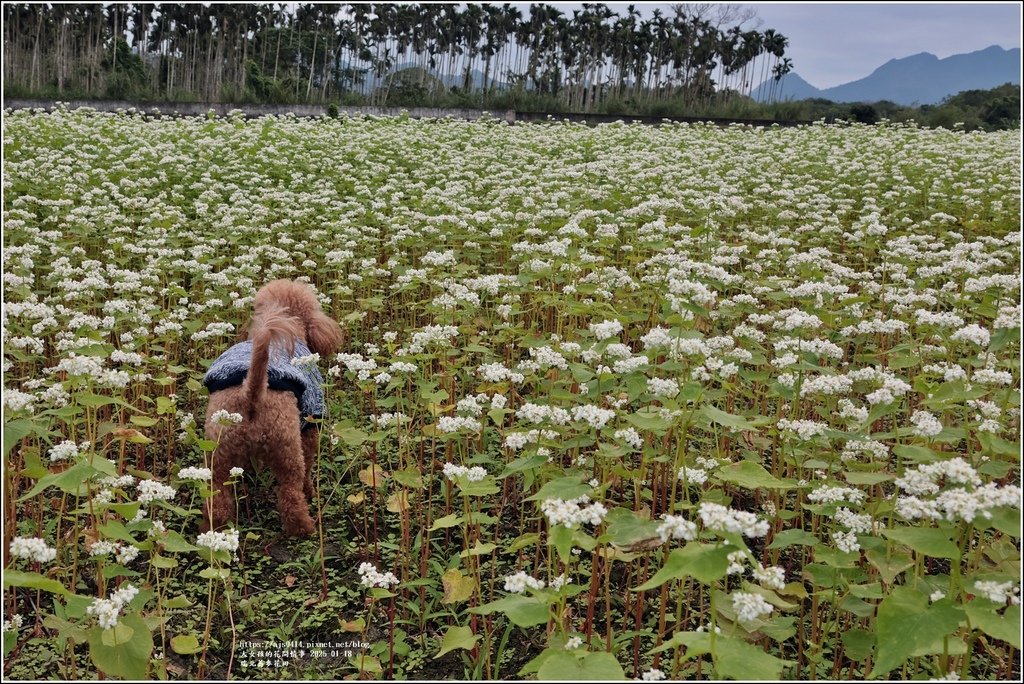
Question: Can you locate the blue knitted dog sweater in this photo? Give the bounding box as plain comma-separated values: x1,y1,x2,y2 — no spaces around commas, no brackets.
203,340,325,430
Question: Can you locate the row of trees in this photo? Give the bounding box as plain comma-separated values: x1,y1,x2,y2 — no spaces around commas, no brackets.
2,3,793,109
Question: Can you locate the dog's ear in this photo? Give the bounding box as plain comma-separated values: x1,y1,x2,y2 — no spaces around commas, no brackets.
307,313,343,356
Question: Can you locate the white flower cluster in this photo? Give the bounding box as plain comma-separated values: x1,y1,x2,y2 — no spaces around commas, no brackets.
564,636,584,650
841,439,889,462
752,564,786,590
731,591,774,623
177,466,212,481
503,571,545,593
87,583,139,630
442,463,487,482
405,325,459,354
833,507,875,534
357,562,400,589
502,428,558,451
647,377,680,398
614,426,644,449
540,496,608,529
335,352,378,380
571,404,616,429
211,409,243,426
949,324,991,347
136,479,177,504
290,352,320,369
697,502,769,538
895,457,1021,524
641,668,667,681
909,411,943,437
656,514,698,543
895,457,981,496
972,580,1020,605
677,466,709,485
477,362,526,384
48,439,85,462
516,403,571,425
550,574,572,591
436,415,483,433
196,529,240,554
832,530,860,553
370,412,409,428
806,485,866,506
777,418,829,441
9,536,58,563
589,319,623,340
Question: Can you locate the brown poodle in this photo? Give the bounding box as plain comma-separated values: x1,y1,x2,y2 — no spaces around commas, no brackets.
201,280,342,536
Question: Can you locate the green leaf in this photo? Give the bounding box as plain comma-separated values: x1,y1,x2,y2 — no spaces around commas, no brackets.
508,532,541,553
881,527,959,560
435,625,479,659
604,507,662,548
159,530,199,553
18,459,111,500
129,415,160,428
3,570,70,595
498,453,549,479
457,476,500,497
636,544,731,590
98,520,138,544
428,513,463,532
42,614,88,645
333,425,368,447
647,630,711,657
391,467,423,488
624,408,673,434
537,650,626,681
469,595,550,627
702,405,760,432
525,475,592,502
964,602,1021,649
548,524,575,564
164,596,192,609
976,434,1021,458
4,418,35,457
892,444,942,464
842,629,875,662
865,548,914,585
713,635,792,680
170,634,202,655
441,569,476,604
151,555,178,569
199,567,229,580
767,528,819,550
87,614,153,680
715,461,794,490
986,507,1021,537
872,589,963,677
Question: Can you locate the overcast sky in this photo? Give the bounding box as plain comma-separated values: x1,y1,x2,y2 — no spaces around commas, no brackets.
744,3,1022,88
585,2,1022,88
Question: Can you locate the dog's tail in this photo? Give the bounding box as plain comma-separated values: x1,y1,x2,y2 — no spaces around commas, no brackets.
244,303,302,414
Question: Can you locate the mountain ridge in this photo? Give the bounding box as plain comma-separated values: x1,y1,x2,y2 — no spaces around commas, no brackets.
752,45,1021,105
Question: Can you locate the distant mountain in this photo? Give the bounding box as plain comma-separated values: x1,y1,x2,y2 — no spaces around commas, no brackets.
752,45,1021,105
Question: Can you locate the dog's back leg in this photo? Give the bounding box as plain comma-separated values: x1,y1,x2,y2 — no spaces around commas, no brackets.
270,432,316,536
301,428,318,500
204,431,247,532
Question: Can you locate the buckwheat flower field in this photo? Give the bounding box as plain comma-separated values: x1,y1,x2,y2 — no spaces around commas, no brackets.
2,107,1020,681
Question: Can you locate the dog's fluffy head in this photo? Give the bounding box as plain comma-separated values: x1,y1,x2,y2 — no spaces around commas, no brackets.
251,280,343,356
